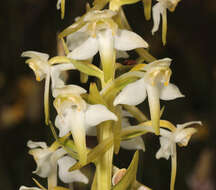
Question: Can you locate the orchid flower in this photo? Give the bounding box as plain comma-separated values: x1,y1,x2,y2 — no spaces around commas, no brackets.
67,9,148,82
54,85,118,165
27,140,67,189
21,51,75,124
114,58,184,134
152,0,181,45
155,121,202,190
57,155,89,184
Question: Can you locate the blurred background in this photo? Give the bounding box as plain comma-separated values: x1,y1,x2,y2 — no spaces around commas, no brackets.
0,0,215,189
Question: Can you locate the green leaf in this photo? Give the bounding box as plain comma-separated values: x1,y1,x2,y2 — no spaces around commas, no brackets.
121,126,149,140
112,151,139,190
88,83,107,106
69,136,114,171
72,61,104,81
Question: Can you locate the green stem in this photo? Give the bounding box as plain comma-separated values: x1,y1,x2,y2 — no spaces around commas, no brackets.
96,121,114,190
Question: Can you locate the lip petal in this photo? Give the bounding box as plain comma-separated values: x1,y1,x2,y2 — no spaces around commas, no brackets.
57,156,89,184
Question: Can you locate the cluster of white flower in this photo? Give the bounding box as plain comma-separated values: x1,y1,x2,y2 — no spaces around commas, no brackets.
19,0,202,190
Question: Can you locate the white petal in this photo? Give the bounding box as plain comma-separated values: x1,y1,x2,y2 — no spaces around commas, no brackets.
114,29,148,50
114,78,147,106
156,136,173,160
67,31,89,51
152,3,165,34
58,156,89,184
120,137,145,151
31,149,53,177
67,37,98,60
159,83,184,100
19,186,41,190
53,85,87,98
21,51,49,62
55,114,71,137
85,104,118,127
51,63,75,90
176,121,202,129
27,140,47,149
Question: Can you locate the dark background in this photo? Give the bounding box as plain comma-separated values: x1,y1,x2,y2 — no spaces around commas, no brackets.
0,0,215,189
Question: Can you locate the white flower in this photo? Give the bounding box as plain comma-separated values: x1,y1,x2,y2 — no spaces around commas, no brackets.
156,121,201,160
27,140,66,178
67,9,148,82
21,51,75,124
114,58,184,134
67,24,148,60
57,156,89,184
54,86,118,164
152,0,181,44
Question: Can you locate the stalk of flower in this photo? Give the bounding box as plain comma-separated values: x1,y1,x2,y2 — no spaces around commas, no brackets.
152,0,181,45
114,58,184,135
53,85,117,165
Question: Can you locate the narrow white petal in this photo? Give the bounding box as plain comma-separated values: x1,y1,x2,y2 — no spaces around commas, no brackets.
114,29,148,50
114,78,147,106
120,137,145,151
58,156,89,184
85,104,118,127
152,3,164,35
19,186,41,190
67,37,98,60
27,140,47,149
176,121,202,129
21,51,49,61
159,83,184,100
